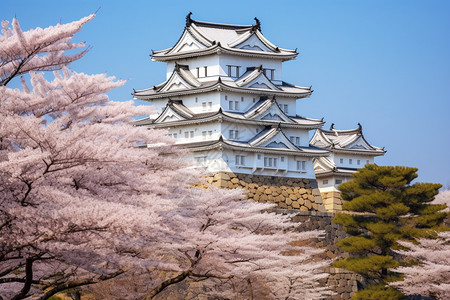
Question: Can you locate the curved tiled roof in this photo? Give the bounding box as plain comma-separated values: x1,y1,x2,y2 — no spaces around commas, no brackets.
151,14,298,62
310,123,386,156
134,99,324,129
177,135,329,157
133,65,311,100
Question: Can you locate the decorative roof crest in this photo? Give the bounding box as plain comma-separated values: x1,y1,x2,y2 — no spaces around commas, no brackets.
186,12,193,27
253,17,261,32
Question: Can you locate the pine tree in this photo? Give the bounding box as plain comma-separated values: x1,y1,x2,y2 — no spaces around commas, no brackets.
333,165,447,299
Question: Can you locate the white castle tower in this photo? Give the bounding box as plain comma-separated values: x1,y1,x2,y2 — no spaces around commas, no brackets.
310,123,386,211
134,14,327,179
133,14,384,212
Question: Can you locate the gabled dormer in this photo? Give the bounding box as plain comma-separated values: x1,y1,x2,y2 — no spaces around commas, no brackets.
153,100,195,123
235,66,281,90
244,97,291,122
248,126,299,150
158,63,201,92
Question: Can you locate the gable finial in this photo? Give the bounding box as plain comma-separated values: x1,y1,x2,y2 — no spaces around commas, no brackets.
186,12,193,27
358,122,362,131
330,123,334,130
254,17,261,31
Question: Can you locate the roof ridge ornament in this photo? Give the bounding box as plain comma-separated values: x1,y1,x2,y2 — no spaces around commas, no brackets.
254,17,261,32
358,122,362,132
330,123,334,130
186,12,193,27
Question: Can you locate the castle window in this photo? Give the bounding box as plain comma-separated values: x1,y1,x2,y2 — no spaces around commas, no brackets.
283,104,288,113
195,156,207,163
263,68,275,80
195,97,198,103
241,97,244,102
196,67,199,77
202,102,206,111
253,98,256,103
228,101,233,110
340,158,343,164
208,101,212,110
357,159,361,165
235,155,245,166
229,130,239,140
296,160,306,171
280,157,284,162
366,160,370,164
323,179,328,185
264,157,277,168
234,101,239,110
204,66,208,77
349,159,353,165
227,65,240,77
290,136,300,145
184,131,194,139
257,154,261,160
202,131,207,139
336,179,343,185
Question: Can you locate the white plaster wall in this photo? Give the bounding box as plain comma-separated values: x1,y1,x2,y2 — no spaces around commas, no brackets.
317,175,354,189
167,122,221,144
220,91,261,113
192,149,230,173
178,92,221,114
221,120,256,142
218,55,283,84
282,128,311,147
144,98,170,119
167,56,221,82
333,154,373,169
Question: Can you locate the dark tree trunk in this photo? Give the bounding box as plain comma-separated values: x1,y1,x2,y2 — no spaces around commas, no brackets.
11,258,33,300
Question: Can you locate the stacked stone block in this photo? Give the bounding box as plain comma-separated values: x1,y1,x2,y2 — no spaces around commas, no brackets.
321,191,344,212
202,172,326,212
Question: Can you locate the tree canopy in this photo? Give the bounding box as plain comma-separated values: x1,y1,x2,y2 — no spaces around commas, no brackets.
0,15,331,299
333,165,447,299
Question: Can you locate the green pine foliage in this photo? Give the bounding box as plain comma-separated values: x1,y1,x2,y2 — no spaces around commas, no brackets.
333,165,446,299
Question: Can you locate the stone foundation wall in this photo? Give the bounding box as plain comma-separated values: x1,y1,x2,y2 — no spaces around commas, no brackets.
276,210,364,299
321,191,344,212
199,173,361,299
202,172,326,212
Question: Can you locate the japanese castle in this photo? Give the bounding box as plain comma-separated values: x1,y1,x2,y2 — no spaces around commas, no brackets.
134,13,385,209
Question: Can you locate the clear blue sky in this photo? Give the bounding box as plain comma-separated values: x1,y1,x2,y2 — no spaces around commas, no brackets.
3,0,450,187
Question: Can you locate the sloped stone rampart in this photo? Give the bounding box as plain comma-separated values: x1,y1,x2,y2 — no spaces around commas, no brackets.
201,172,327,212
286,210,364,299
197,174,362,299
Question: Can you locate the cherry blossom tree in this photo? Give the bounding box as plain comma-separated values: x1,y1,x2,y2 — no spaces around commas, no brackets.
0,15,331,300
390,190,450,300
